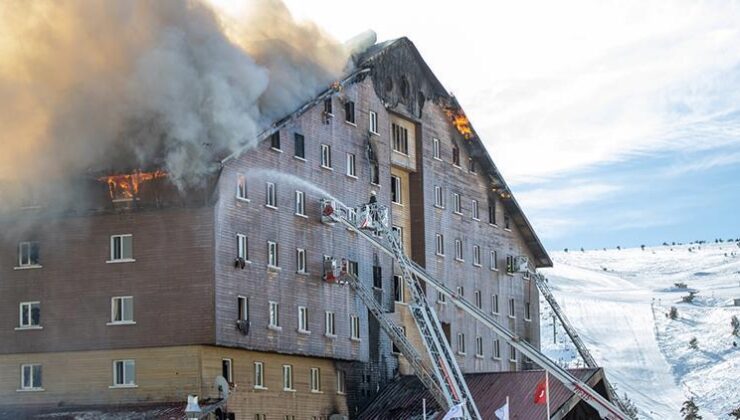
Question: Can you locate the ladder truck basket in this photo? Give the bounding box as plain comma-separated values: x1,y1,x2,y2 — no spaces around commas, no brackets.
321,199,338,224
356,204,389,231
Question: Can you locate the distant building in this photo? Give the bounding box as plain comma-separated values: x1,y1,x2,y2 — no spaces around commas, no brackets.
0,38,551,419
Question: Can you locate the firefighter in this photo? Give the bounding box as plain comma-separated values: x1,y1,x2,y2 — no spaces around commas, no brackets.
369,190,377,205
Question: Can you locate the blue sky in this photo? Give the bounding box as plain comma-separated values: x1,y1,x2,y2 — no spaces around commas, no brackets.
211,0,740,250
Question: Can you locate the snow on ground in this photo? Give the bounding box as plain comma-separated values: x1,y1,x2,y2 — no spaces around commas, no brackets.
540,242,740,419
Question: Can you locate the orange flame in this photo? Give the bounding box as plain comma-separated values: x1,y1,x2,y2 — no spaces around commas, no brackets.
98,170,166,200
445,107,473,140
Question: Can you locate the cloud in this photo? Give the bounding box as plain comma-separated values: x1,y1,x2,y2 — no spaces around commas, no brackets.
661,150,740,178
516,183,621,213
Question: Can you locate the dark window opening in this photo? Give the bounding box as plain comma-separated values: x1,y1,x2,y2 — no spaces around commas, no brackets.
373,265,382,289
452,145,460,166
344,101,355,124
324,97,332,115
294,133,305,159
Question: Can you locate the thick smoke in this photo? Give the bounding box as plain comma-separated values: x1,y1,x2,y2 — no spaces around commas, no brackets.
0,0,350,189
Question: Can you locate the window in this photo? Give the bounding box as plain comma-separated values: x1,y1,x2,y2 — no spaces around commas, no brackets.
506,255,515,274
435,234,445,256
392,226,403,249
236,234,248,261
296,248,307,274
509,345,517,362
393,275,404,303
392,326,407,353
391,175,402,204
236,174,248,200
490,250,498,270
468,157,476,173
267,241,279,268
110,234,133,262
493,339,501,359
113,360,135,387
471,200,479,220
320,144,332,168
294,133,305,159
19,302,40,328
270,131,281,150
474,290,482,309
473,245,481,266
476,336,484,357
369,111,378,134
298,306,309,333
310,367,321,392
324,97,333,115
283,364,294,391
457,333,466,354
372,265,382,289
325,311,336,336
269,301,280,328
456,286,464,298
346,153,356,177
20,364,42,390
455,239,463,261
437,290,447,304
238,296,249,321
432,138,441,160
295,191,305,216
491,294,500,314
350,315,361,340
391,123,409,154
370,163,380,185
525,302,531,321
265,182,277,208
489,200,497,225
336,370,346,394
504,214,511,230
17,241,40,268
453,193,462,214
344,101,355,124
452,144,460,166
508,298,516,318
348,260,359,277
222,359,233,383
434,186,444,207
254,361,265,388
110,296,134,324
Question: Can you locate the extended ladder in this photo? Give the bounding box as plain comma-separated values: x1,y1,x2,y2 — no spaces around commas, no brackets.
322,199,628,420
534,274,628,412
323,200,481,419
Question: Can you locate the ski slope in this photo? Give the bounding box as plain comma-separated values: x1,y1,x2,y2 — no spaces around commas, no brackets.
540,242,740,419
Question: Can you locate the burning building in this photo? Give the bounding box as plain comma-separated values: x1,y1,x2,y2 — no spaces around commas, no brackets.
0,36,610,419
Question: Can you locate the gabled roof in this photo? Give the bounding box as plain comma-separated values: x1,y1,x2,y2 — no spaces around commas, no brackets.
358,368,606,419
222,37,552,267
358,38,552,267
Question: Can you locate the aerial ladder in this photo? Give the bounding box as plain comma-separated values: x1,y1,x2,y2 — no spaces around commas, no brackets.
324,200,481,419
534,273,628,412
321,198,628,420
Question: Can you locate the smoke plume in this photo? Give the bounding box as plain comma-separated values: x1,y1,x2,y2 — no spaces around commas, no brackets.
0,0,351,189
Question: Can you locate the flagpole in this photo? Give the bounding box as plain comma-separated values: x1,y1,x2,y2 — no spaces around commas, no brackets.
545,370,550,419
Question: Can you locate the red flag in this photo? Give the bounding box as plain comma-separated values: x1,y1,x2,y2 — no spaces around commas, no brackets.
533,378,547,405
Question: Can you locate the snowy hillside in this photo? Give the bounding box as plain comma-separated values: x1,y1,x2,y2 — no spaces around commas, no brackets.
540,242,740,419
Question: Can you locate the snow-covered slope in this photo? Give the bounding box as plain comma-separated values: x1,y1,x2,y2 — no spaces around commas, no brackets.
540,242,740,419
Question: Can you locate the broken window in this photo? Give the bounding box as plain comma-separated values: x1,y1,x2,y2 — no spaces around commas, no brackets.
344,101,355,124
452,144,460,166
294,133,305,159
270,131,281,150
18,241,39,267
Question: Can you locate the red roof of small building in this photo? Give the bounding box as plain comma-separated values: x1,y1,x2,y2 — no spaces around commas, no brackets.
358,368,606,420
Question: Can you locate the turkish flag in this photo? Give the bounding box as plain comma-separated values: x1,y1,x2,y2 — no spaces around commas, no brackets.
533,378,547,405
